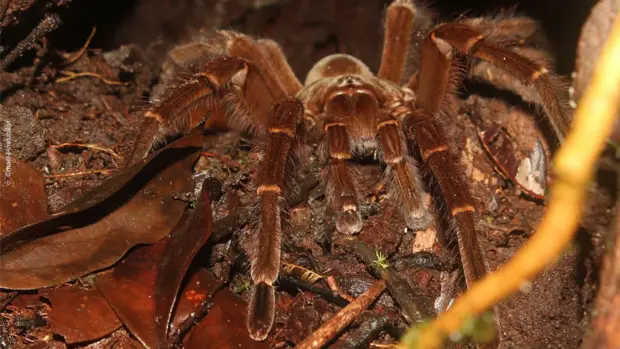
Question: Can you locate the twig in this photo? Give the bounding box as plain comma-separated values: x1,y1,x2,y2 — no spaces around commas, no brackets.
326,275,355,302
202,151,241,168
0,0,10,22
44,169,115,179
56,71,126,85
332,313,393,348
279,276,349,308
390,252,447,272
402,14,620,349
370,344,398,348
209,207,251,243
63,27,96,64
296,280,387,349
0,13,61,71
51,142,122,161
0,292,17,312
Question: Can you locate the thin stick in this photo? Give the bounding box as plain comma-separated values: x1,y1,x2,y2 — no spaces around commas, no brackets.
51,142,122,160
0,0,10,22
63,27,96,64
296,280,387,349
401,14,620,349
56,71,126,85
0,13,61,71
326,275,355,302
282,262,324,284
44,169,115,178
279,276,349,308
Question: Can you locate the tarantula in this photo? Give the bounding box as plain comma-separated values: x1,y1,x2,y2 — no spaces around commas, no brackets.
125,0,569,342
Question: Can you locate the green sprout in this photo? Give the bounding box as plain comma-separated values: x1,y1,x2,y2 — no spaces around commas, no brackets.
373,250,390,270
232,279,251,293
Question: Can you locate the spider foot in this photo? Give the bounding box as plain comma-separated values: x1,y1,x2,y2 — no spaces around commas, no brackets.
247,282,275,341
403,206,432,231
336,209,363,234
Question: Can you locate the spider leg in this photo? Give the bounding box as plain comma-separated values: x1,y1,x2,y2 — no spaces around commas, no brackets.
376,112,430,230
378,0,416,83
414,22,570,141
221,33,307,340
407,33,489,288
462,15,560,108
461,13,550,46
249,100,303,341
256,38,303,96
321,96,364,234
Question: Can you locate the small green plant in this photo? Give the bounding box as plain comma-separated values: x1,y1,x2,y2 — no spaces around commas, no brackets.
232,279,251,293
373,250,390,270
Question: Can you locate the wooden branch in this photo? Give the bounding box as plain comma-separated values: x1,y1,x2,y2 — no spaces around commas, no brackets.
296,280,387,349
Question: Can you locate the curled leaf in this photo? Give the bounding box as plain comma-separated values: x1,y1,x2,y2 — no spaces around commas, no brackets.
477,125,546,200
155,177,217,348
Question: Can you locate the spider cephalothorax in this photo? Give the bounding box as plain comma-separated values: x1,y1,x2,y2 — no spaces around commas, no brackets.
125,0,569,342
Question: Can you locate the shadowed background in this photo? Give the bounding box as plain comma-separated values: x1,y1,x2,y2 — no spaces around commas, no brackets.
1,0,598,77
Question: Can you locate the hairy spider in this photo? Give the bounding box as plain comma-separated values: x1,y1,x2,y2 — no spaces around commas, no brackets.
125,0,569,342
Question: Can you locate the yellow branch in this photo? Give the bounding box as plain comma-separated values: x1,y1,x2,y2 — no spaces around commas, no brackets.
402,14,620,349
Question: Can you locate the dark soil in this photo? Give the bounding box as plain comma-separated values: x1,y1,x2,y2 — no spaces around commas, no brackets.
0,0,613,348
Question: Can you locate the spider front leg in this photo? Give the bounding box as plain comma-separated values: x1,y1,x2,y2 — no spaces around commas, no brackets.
405,28,501,347
248,100,303,341
409,30,490,288
375,112,431,230
405,109,489,287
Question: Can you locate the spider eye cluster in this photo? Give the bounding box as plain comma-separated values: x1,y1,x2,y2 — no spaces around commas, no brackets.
305,53,372,86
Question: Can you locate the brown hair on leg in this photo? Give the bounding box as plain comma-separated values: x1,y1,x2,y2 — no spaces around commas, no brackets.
378,0,416,83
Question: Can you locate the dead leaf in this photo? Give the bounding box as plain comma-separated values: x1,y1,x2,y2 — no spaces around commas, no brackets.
0,131,203,289
182,276,269,349
79,329,142,349
40,286,121,344
0,127,202,254
96,238,175,349
477,125,546,200
96,239,265,349
155,178,217,347
0,154,48,236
